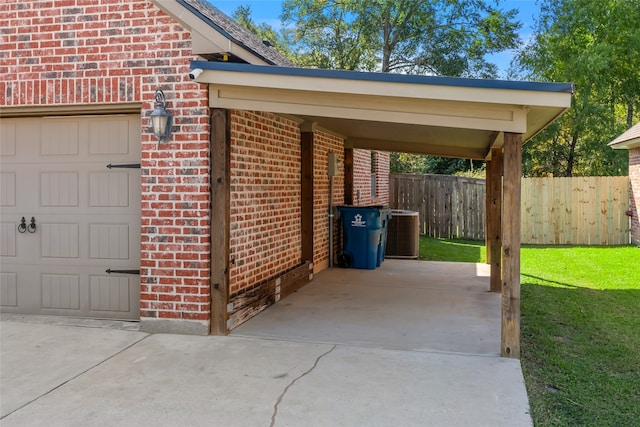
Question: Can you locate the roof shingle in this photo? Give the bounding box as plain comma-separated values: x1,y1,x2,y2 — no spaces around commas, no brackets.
180,0,295,67
609,122,640,146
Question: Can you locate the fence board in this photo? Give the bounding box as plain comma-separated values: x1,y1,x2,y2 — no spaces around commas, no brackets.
389,174,630,245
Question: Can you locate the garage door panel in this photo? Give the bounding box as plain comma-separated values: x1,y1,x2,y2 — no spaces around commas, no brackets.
41,120,79,156
88,119,131,155
90,276,131,312
1,223,17,257
40,171,80,207
89,224,129,259
89,172,130,207
1,172,16,206
0,122,16,156
41,274,80,310
41,223,80,258
0,273,18,307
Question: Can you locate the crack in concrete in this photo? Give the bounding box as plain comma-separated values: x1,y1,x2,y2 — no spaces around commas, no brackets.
269,344,337,427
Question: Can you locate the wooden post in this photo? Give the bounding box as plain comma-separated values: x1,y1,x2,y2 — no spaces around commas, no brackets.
344,148,354,205
501,133,522,358
210,108,230,335
486,147,503,293
301,132,314,263
486,160,492,264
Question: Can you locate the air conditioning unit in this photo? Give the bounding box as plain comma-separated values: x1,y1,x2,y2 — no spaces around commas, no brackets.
385,210,419,259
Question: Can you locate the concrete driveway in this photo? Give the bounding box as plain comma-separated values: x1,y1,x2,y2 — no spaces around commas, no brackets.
1,260,532,426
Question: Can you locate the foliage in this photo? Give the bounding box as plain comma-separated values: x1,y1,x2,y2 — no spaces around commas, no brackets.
236,1,521,177
418,238,640,426
281,0,521,77
232,5,298,62
390,153,484,176
515,0,639,177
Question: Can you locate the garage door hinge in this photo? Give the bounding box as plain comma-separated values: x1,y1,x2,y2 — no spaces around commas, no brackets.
105,269,140,275
106,163,141,169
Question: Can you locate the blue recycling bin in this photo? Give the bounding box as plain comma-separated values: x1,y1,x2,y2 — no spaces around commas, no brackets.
376,208,392,267
338,206,385,270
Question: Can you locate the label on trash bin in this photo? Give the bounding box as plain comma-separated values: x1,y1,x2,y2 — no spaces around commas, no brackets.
351,214,366,227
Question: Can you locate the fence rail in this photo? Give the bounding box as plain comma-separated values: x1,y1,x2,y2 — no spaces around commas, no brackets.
389,174,630,245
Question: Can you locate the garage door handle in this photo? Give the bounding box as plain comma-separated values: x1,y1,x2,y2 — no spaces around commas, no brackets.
28,217,37,233
18,217,27,233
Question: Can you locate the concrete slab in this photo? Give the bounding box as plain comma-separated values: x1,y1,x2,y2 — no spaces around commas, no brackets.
0,261,532,426
1,332,334,427
233,260,500,355
1,329,531,427
277,346,532,427
0,317,147,418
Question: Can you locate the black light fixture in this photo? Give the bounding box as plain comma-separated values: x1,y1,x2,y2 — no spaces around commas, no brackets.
150,88,172,142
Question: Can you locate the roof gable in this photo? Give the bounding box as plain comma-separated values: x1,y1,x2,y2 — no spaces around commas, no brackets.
151,0,294,67
609,122,640,150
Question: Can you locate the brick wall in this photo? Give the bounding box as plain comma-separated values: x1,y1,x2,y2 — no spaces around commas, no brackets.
374,151,390,206
351,149,390,206
630,148,639,245
229,110,302,295
314,131,345,272
0,0,211,334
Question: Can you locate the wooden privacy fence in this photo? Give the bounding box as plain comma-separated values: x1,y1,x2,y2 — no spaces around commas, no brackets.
389,174,630,245
389,174,486,240
522,176,630,245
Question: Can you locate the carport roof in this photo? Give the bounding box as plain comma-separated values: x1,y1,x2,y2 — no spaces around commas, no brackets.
191,61,574,160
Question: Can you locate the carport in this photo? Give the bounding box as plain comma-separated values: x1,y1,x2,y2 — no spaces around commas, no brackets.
191,61,574,358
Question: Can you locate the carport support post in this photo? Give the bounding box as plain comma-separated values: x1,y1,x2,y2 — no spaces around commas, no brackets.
210,108,231,335
301,131,314,262
486,147,503,293
501,132,522,358
344,148,354,205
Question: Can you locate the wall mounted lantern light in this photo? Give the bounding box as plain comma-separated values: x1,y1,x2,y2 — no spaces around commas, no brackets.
150,88,172,142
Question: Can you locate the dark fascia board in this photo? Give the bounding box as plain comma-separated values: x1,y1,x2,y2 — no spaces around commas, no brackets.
177,0,276,66
190,61,575,94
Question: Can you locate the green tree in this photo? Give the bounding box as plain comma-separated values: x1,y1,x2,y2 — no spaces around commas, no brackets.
515,0,639,177
281,0,521,77
232,5,298,63
234,0,521,176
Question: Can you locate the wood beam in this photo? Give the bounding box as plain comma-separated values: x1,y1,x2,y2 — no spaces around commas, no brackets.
501,132,522,358
344,148,354,205
210,108,231,335
346,138,488,160
227,261,314,330
301,132,314,262
486,147,503,293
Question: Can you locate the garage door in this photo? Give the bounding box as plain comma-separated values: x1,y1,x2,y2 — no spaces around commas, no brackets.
0,115,141,320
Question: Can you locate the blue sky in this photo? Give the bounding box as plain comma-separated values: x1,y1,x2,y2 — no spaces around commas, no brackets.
211,0,541,76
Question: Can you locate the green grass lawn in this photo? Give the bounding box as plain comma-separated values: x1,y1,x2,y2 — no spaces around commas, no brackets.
419,237,640,426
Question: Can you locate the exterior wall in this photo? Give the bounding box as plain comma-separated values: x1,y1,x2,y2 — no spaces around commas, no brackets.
352,149,372,205
314,131,345,272
374,151,391,206
0,0,211,334
630,148,639,245
228,110,302,295
351,149,390,206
